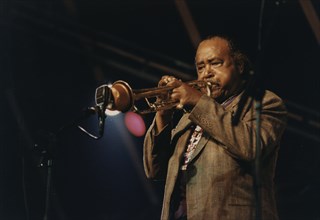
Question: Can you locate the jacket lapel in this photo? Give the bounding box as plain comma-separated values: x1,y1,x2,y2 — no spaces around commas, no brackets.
188,133,210,163
170,91,250,165
188,92,247,163
171,113,193,140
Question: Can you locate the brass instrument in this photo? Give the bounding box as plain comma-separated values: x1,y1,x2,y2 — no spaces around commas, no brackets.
95,80,213,114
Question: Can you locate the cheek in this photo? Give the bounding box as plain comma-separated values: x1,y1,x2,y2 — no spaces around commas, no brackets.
216,71,231,86
197,72,204,80
217,69,236,87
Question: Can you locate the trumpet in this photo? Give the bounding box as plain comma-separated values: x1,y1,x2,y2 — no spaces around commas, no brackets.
95,79,213,114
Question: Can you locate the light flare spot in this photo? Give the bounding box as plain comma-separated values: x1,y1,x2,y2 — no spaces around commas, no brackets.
124,112,146,137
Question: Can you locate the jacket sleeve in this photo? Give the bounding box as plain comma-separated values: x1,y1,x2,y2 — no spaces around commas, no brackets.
188,91,287,162
143,119,174,180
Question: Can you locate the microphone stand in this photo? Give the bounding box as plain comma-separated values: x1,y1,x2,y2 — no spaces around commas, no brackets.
36,132,55,220
231,1,283,220
35,105,106,220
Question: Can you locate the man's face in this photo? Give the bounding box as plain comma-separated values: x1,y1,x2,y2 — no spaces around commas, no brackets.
195,37,242,102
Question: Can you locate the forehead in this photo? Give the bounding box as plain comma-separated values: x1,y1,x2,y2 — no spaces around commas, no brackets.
195,38,231,62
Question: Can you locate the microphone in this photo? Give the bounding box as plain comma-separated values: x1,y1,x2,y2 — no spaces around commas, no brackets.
94,84,113,137
95,84,112,108
77,85,112,139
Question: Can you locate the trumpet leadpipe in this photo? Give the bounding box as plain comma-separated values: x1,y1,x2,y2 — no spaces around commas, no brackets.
95,79,213,113
133,79,212,99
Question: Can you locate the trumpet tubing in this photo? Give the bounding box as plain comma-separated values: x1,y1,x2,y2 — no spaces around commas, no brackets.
96,79,213,114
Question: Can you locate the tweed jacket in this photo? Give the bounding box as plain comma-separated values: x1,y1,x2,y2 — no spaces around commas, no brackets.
143,90,287,220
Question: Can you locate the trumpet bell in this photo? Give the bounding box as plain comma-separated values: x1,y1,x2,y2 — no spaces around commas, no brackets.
95,80,134,113
110,81,134,112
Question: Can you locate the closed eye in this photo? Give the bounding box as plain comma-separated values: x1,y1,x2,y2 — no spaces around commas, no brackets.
197,65,205,72
210,61,223,67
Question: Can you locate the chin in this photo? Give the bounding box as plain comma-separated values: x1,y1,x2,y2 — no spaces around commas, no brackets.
210,90,222,98
211,90,229,103
210,94,223,102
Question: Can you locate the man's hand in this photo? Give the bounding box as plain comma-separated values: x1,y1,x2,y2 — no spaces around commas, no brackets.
155,75,202,132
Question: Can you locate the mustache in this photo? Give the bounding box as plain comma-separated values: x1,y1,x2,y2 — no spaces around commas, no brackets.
205,79,220,87
200,79,221,96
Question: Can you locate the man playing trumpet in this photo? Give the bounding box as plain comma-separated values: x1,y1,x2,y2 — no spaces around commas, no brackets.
143,35,287,220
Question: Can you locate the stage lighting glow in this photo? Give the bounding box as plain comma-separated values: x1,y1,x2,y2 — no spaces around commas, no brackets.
124,112,146,137
105,109,121,116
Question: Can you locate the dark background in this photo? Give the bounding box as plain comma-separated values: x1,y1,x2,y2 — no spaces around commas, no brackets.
1,0,320,219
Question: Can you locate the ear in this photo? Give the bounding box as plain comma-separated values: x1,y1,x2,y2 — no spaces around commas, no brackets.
237,61,244,74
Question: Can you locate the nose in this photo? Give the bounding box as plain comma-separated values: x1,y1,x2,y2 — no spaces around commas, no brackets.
203,64,214,78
